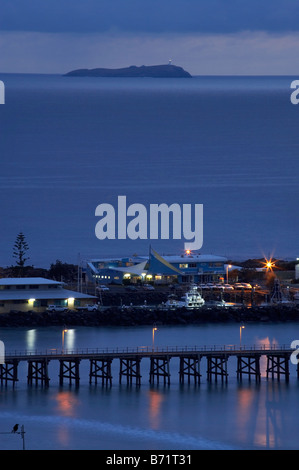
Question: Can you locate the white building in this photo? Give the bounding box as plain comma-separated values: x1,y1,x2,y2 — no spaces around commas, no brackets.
0,278,96,314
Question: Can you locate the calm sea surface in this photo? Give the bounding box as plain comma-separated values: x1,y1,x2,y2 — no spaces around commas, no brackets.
0,74,298,266
0,322,299,450
0,74,298,450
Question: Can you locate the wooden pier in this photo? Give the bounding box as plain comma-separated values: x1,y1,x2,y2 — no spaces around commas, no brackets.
0,344,297,388
236,354,261,382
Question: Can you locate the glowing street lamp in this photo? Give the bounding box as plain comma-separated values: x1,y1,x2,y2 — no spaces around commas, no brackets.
226,265,232,284
240,325,245,348
62,328,68,351
152,324,158,350
263,258,276,272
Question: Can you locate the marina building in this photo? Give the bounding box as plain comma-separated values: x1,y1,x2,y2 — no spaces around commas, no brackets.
86,248,227,285
0,278,96,314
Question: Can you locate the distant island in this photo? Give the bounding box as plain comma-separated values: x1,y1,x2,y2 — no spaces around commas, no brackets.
64,64,192,78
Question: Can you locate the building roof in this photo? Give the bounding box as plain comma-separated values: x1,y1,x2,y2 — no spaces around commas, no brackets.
0,277,61,286
162,254,227,264
89,256,147,264
112,260,148,275
88,253,226,266
0,289,95,301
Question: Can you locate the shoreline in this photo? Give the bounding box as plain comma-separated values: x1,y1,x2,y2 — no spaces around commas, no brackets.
0,304,298,328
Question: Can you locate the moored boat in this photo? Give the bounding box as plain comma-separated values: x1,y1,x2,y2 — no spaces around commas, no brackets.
161,284,205,310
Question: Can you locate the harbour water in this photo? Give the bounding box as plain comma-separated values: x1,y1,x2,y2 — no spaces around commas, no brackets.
0,322,299,450
0,74,298,266
0,73,299,451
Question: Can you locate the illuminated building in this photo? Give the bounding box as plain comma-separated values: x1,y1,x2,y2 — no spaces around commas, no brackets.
0,278,96,313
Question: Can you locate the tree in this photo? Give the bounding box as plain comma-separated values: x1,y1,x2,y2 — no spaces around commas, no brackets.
13,232,30,276
48,260,78,282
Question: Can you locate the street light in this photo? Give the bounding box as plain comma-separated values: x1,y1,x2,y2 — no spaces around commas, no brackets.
240,325,245,349
152,324,158,350
226,265,232,284
62,327,68,351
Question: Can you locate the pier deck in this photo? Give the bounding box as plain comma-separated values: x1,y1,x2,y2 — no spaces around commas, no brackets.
1,344,297,387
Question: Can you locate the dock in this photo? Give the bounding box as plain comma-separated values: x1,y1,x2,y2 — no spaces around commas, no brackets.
0,344,297,387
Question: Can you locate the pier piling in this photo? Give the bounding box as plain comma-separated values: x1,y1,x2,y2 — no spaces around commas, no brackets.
27,359,50,387
237,354,261,382
119,357,141,386
0,360,19,387
266,353,290,382
206,355,228,383
59,358,80,386
0,345,296,389
149,356,171,385
179,355,201,384
89,358,113,386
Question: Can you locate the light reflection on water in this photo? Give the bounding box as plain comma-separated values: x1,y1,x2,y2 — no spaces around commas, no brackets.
148,389,165,430
0,323,299,450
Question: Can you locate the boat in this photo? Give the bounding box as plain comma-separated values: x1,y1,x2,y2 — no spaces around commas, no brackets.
205,299,243,309
181,285,205,309
260,279,295,307
161,285,205,310
270,279,295,306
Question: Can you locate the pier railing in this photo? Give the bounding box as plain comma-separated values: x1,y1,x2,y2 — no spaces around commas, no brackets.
1,343,297,387
4,343,294,359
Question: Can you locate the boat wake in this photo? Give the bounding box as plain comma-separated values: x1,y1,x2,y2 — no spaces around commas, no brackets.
0,411,238,450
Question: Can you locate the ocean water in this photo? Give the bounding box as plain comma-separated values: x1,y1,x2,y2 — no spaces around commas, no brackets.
0,322,299,450
0,74,299,451
0,74,298,267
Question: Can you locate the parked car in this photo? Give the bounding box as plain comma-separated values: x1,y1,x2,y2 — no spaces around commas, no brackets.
143,284,155,290
242,283,252,289
125,286,138,292
234,283,252,289
198,283,215,289
223,284,234,290
96,285,110,292
47,305,68,312
76,304,99,311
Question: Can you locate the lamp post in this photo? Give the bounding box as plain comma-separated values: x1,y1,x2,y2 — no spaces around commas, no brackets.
240,325,245,349
152,324,158,350
62,327,68,351
226,264,232,284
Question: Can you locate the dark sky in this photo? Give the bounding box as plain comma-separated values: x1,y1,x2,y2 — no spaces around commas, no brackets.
1,0,299,33
1,0,299,74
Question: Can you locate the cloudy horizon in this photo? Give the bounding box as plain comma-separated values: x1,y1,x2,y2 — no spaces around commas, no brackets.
1,1,299,75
